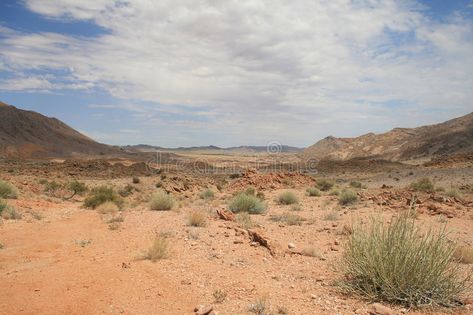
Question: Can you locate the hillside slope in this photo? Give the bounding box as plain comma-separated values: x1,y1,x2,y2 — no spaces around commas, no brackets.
301,112,473,162
0,102,120,158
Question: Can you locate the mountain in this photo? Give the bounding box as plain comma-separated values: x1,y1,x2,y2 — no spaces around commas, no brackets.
0,102,122,158
124,144,302,153
301,112,473,162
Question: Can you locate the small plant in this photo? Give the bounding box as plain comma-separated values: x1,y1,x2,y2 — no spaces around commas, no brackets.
339,189,357,205
341,212,471,307
323,211,339,221
316,179,334,191
445,188,461,199
277,191,299,205
248,298,267,315
270,212,304,226
132,177,140,184
187,211,207,227
256,191,265,200
290,204,302,212
213,289,227,303
145,236,169,262
155,181,163,188
96,201,119,214
149,191,175,210
306,187,321,197
350,181,363,188
64,180,87,199
276,306,288,314
0,180,18,199
0,201,21,220
118,184,134,197
229,193,266,214
84,186,123,209
453,245,473,264
245,186,256,196
43,180,62,196
236,212,254,229
410,177,434,192
108,222,121,230
329,188,340,196
199,189,215,200
107,215,124,224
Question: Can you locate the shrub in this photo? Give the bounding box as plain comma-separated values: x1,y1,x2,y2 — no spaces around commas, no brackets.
350,181,363,189
96,201,119,214
213,289,227,304
306,187,321,197
43,180,62,196
199,189,215,200
323,211,339,221
236,212,254,229
445,188,461,199
145,236,169,261
277,191,299,205
0,201,21,220
229,193,266,214
149,191,174,211
132,177,140,184
316,179,334,191
65,180,87,199
341,212,471,307
329,189,340,196
155,181,163,188
245,186,256,196
301,246,323,259
0,180,18,199
410,178,434,192
339,189,358,205
248,298,267,315
84,186,123,209
187,211,206,227
256,191,265,200
118,184,134,197
270,212,304,226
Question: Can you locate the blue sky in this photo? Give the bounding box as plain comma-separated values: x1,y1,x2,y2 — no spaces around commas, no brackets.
1,0,473,147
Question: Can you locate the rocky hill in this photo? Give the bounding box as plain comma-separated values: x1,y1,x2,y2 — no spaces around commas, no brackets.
0,101,122,158
301,112,473,162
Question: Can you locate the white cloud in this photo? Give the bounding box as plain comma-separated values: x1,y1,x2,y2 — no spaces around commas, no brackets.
1,0,473,146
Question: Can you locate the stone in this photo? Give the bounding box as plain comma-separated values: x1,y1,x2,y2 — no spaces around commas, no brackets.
368,303,395,315
288,242,296,249
194,304,213,315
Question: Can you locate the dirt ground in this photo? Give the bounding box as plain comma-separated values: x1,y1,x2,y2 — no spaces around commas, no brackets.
0,157,472,315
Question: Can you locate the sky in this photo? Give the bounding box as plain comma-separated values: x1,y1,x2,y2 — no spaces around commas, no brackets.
1,0,473,148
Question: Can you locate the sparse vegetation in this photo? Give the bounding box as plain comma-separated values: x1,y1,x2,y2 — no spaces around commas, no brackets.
245,186,256,196
155,181,163,188
213,289,227,304
84,186,123,209
0,180,18,199
339,189,358,205
229,193,266,214
323,211,339,221
350,181,363,188
277,191,299,205
0,201,21,220
187,211,207,227
342,212,471,307
301,246,324,259
65,180,87,199
410,177,434,192
256,191,265,200
118,184,134,197
43,180,61,196
270,212,304,226
248,298,267,315
149,191,175,211
446,188,461,199
329,188,340,196
290,204,302,212
96,201,119,214
199,188,215,200
236,212,254,229
306,187,321,197
316,179,334,191
145,236,169,261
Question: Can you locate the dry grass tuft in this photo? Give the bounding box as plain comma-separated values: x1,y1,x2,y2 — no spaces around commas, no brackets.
84,186,123,209
339,189,358,205
410,177,434,192
187,211,207,227
149,191,175,211
145,236,169,262
236,212,254,229
277,191,299,205
229,193,266,214
0,180,18,199
96,201,119,214
453,246,473,264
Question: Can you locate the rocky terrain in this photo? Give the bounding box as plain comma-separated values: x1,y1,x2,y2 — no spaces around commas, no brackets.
301,112,473,162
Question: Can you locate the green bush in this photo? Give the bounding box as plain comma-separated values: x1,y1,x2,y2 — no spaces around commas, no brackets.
149,191,175,211
118,184,134,197
229,193,266,214
339,189,358,205
0,200,21,220
277,191,299,205
236,212,254,229
43,180,61,196
84,186,123,209
410,178,434,192
350,181,363,188
342,213,471,307
64,180,87,199
199,189,215,200
316,179,334,191
306,187,321,197
245,186,256,196
0,180,18,199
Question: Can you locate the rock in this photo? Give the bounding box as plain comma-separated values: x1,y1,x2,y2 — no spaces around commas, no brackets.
194,304,213,315
368,303,395,315
288,243,296,249
216,209,235,221
464,297,473,305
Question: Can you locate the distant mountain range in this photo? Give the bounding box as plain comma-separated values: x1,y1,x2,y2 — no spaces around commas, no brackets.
300,112,473,162
122,144,303,153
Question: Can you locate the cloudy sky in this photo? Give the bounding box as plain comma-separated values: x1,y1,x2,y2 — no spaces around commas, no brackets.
1,0,473,147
